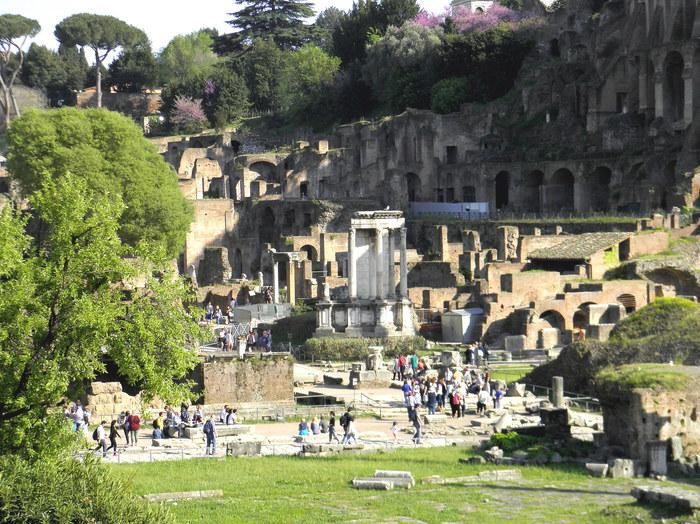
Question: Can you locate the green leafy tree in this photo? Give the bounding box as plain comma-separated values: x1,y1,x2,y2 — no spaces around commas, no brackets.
7,108,193,258
313,7,345,52
0,14,40,129
158,30,220,86
0,173,201,453
281,44,340,119
55,14,146,107
364,23,443,112
238,38,286,111
431,76,472,113
381,0,420,27
21,44,71,106
108,41,158,92
216,0,315,55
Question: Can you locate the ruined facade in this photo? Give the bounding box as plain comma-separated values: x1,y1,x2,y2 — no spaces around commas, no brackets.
157,0,700,347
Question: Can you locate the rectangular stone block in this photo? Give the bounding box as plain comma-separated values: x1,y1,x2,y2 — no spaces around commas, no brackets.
352,479,393,490
226,441,261,457
374,470,414,479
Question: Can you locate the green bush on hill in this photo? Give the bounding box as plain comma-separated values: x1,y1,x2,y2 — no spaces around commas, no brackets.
0,454,171,524
525,298,700,395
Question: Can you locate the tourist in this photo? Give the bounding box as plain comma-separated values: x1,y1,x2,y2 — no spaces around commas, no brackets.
482,342,490,364
215,306,223,324
226,408,238,425
205,302,214,323
264,330,273,352
246,330,256,351
401,379,412,411
412,411,422,444
390,421,399,442
180,403,190,425
437,378,447,411
340,408,354,443
392,357,401,381
93,420,107,458
298,418,311,440
128,412,140,445
410,353,418,375
310,417,321,435
203,415,216,456
450,388,461,418
444,366,453,383
493,387,504,410
193,406,204,424
328,411,340,443
427,378,437,415
220,404,229,424
230,297,237,311
398,354,407,380
465,346,474,367
476,387,489,415
106,420,120,456
73,400,84,432
319,415,328,434
118,411,129,446
153,412,164,439
344,418,358,444
459,380,468,417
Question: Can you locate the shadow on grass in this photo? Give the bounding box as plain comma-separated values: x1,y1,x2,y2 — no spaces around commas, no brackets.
601,501,696,521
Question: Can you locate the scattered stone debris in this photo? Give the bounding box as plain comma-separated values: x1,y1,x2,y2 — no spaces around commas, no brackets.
585,463,609,478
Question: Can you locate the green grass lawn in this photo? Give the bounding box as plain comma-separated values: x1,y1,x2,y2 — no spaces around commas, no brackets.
111,447,699,523
488,366,534,384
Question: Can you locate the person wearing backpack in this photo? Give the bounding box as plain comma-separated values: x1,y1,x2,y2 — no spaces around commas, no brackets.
128,412,141,445
119,411,130,446
93,421,107,458
203,415,216,456
105,420,121,456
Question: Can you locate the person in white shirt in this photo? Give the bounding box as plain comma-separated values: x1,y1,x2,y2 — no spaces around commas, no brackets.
477,388,490,415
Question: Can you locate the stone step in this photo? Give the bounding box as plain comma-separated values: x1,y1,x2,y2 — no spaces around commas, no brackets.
374,469,414,479
632,486,700,511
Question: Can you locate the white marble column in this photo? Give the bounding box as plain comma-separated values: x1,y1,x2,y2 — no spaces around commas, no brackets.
348,228,357,299
375,228,384,300
273,261,280,304
400,227,408,299
387,229,396,299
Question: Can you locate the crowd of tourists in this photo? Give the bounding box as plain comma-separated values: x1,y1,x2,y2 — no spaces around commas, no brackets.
204,300,237,325
214,327,273,352
297,407,359,445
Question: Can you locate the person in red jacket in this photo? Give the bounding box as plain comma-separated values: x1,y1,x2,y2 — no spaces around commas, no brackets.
127,412,141,445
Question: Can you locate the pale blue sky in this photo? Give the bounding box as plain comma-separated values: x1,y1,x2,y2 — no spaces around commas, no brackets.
1,0,451,53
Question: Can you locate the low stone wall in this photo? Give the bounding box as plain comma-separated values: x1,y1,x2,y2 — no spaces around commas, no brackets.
199,355,294,404
84,382,144,418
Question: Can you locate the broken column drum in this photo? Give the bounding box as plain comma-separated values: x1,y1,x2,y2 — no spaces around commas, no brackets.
315,210,414,337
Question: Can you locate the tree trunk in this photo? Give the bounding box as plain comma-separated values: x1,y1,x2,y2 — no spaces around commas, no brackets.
2,87,10,131
95,49,102,108
10,88,20,119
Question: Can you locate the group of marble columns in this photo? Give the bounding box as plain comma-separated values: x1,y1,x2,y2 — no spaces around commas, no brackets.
348,226,408,301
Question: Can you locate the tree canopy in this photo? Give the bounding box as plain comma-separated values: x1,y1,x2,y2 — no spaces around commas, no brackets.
158,30,220,86
108,41,158,93
0,14,41,128
7,108,193,258
55,14,146,107
0,172,201,453
215,0,315,55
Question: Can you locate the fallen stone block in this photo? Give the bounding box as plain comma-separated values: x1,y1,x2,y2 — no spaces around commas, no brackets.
374,470,414,479
478,469,522,481
370,477,414,488
484,447,504,463
493,412,512,433
352,479,394,490
226,441,261,457
608,458,637,479
506,383,526,397
143,490,223,502
423,414,448,425
459,456,485,465
323,374,343,386
632,486,700,512
585,463,609,478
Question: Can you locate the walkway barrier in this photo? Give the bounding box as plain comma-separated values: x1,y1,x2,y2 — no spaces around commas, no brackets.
525,383,601,413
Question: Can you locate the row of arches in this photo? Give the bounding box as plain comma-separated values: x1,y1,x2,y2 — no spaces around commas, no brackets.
538,294,637,333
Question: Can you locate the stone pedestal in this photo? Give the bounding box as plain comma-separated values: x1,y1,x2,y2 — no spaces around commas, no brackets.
373,301,397,337
314,301,335,337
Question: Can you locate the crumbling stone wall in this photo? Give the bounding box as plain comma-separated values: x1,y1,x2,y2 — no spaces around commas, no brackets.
200,356,294,404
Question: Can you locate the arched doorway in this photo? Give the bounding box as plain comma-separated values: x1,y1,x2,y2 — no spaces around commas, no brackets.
524,170,544,213
547,169,575,212
249,161,277,182
405,173,421,202
589,166,611,212
664,51,685,122
540,310,565,332
300,244,318,262
616,293,637,313
259,207,275,244
495,171,510,210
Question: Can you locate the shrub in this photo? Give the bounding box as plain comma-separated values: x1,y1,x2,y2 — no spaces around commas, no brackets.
488,431,538,453
170,96,208,133
303,336,427,361
431,76,471,114
0,454,171,523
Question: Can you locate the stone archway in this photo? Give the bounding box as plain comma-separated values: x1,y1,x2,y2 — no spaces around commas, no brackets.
300,244,318,262
616,293,637,313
